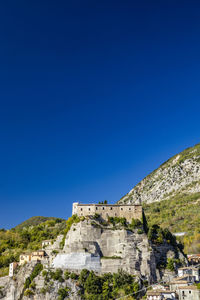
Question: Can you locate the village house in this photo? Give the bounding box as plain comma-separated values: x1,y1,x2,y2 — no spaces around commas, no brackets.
19,253,32,265
72,202,143,223
178,266,200,282
9,262,18,277
188,254,200,265
31,250,47,262
19,250,47,265
169,279,193,292
178,285,200,300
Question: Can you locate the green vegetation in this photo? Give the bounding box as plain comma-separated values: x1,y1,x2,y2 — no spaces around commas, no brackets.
107,216,127,227
40,269,140,299
24,289,34,296
23,263,43,297
147,224,177,246
0,217,66,276
15,216,64,231
98,200,108,204
143,192,200,253
49,269,64,282
24,263,43,289
78,269,139,299
58,287,70,300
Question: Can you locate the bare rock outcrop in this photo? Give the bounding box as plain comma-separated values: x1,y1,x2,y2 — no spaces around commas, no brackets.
118,144,200,205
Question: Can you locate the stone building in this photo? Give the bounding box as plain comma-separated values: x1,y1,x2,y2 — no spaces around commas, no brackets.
19,253,31,265
19,250,47,265
178,285,200,300
178,266,200,281
72,202,142,223
9,262,18,277
31,250,46,262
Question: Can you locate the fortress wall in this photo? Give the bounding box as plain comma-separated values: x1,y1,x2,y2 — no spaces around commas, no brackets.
72,203,142,223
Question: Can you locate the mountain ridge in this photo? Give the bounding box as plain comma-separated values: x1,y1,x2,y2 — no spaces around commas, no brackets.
118,143,200,205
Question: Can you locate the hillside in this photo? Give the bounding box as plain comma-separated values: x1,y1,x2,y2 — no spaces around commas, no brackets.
0,217,66,277
14,216,65,230
119,143,200,205
0,215,186,299
118,143,200,253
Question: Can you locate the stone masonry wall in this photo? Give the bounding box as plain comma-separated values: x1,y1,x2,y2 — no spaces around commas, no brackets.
72,203,142,223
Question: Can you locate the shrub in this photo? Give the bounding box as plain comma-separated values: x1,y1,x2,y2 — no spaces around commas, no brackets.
84,271,102,295
24,277,31,289
70,272,79,280
64,270,71,280
24,289,34,296
50,269,64,282
58,287,69,300
30,263,43,281
79,269,90,286
131,218,142,229
166,258,175,271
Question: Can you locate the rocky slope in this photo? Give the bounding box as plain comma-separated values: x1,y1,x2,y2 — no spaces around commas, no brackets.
0,218,186,299
118,143,200,205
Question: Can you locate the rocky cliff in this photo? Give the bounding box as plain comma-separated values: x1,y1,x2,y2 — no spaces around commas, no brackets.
118,143,200,205
0,218,186,299
52,218,185,281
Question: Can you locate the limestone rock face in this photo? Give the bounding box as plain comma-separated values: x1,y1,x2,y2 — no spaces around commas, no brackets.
118,144,200,204
0,264,81,300
52,219,185,282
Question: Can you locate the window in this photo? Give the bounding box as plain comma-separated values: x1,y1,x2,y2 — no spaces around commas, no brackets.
96,207,98,210
110,207,112,210
81,208,83,211
102,207,104,210
88,208,90,211
189,291,191,294
129,208,131,211
121,208,123,210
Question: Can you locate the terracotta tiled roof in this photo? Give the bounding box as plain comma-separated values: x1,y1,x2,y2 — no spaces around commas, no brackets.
178,286,198,290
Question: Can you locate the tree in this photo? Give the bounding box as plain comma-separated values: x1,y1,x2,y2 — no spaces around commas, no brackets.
166,258,175,271
79,269,90,286
102,280,112,299
84,271,102,295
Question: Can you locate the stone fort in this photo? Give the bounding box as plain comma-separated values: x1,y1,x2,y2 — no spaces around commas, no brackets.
72,202,142,223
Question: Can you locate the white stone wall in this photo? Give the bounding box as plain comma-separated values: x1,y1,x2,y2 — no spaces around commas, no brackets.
52,253,101,271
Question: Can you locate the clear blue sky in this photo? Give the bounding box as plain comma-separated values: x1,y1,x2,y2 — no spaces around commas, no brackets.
0,0,200,228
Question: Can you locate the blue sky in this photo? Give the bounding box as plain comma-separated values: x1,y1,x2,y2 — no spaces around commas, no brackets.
0,0,200,228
